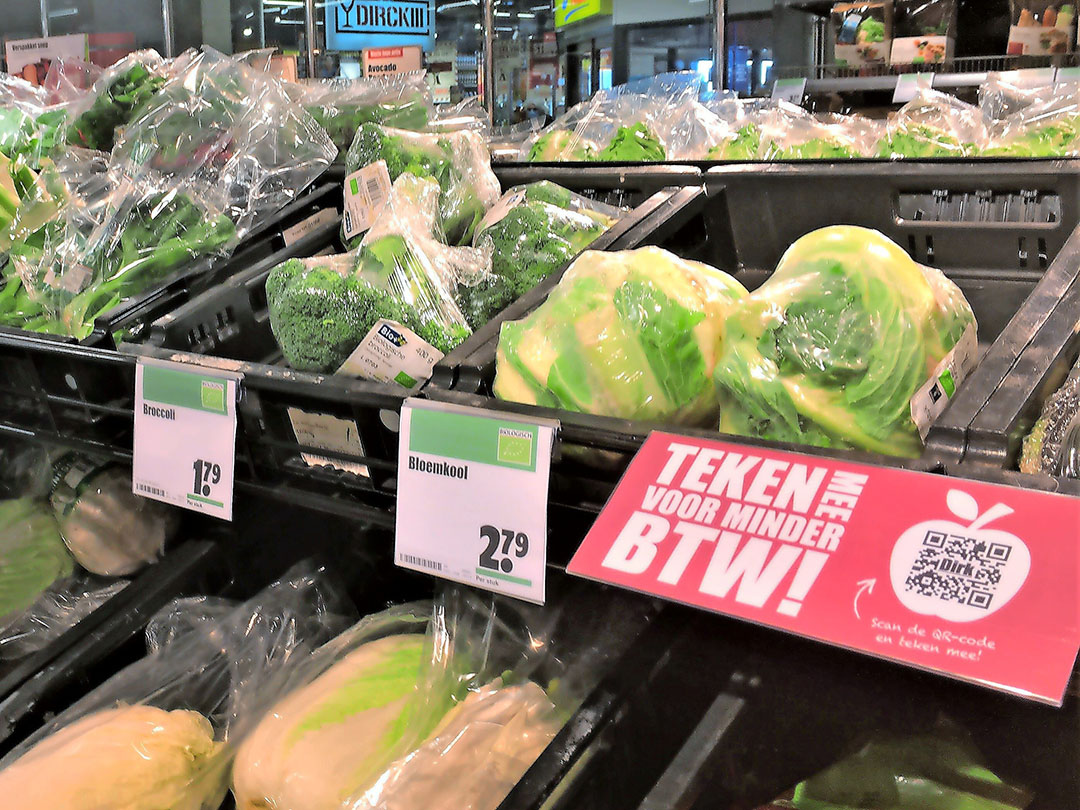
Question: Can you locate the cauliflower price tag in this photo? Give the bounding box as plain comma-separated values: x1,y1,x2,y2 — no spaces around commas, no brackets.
341,161,393,241
133,358,239,521
337,319,444,389
395,398,557,605
910,323,978,440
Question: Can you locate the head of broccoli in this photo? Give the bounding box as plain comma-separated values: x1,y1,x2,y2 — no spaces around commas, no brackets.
458,200,608,329
266,257,416,372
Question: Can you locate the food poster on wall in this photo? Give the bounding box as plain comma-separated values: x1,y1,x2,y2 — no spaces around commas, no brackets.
5,34,88,85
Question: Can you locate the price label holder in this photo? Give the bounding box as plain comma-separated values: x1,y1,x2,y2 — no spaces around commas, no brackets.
133,358,240,521
996,67,1056,87
395,398,557,605
893,72,934,104
771,77,807,104
1057,66,1080,84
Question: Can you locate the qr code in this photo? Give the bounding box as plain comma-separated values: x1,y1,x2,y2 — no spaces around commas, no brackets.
903,531,1012,610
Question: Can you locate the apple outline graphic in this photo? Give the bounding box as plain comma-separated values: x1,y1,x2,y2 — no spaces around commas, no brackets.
889,489,1031,623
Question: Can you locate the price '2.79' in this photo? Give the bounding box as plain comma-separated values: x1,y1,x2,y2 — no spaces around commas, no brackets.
479,525,529,575
192,459,222,497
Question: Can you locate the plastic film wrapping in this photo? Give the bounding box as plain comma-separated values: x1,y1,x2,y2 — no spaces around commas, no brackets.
343,123,500,247
493,246,748,424
460,180,623,328
713,225,977,458
0,563,354,810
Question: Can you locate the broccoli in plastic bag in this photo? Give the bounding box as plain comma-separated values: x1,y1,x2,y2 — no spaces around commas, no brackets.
268,175,487,376
494,246,748,423
713,225,977,457
458,181,623,328
342,123,500,247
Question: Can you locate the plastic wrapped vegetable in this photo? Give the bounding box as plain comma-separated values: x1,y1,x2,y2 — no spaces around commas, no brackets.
342,123,500,247
527,128,600,162
760,104,868,160
714,225,977,457
65,49,167,151
983,85,1080,157
0,498,73,630
110,47,337,239
0,563,351,810
597,121,666,161
296,74,432,150
1020,356,1080,477
49,454,177,576
267,175,486,375
762,723,1033,810
494,246,748,423
233,585,647,810
458,181,622,328
876,89,988,158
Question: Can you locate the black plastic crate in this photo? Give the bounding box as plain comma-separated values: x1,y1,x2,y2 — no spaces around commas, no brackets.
0,536,222,751
613,610,1078,810
958,248,1080,494
0,183,344,441
113,185,681,512
426,162,1080,513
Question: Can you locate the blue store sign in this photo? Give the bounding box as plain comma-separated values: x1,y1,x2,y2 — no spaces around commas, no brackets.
325,0,435,52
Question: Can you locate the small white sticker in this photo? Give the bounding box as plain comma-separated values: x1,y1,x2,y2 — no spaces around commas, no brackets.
286,407,369,477
342,160,393,241
910,323,979,440
337,319,444,389
281,208,338,246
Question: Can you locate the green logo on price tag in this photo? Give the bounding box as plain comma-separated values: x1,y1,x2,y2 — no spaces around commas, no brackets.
497,428,533,466
201,381,225,413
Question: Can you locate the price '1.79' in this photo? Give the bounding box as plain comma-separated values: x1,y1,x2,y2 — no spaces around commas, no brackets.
192,459,222,497
479,525,529,574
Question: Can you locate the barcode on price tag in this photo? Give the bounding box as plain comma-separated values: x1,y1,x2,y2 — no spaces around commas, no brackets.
132,359,239,521
342,161,393,241
394,399,557,604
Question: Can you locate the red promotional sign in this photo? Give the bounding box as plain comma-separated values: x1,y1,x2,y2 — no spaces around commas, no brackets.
568,433,1080,705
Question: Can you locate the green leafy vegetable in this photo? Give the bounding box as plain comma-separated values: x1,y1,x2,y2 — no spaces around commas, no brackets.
0,498,73,629
983,115,1080,157
458,182,615,328
67,62,166,152
857,17,886,43
876,125,973,158
767,137,860,160
307,92,429,152
527,129,595,162
597,122,666,162
713,225,977,457
706,124,761,160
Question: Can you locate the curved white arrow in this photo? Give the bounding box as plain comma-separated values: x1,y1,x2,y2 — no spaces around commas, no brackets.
854,578,876,620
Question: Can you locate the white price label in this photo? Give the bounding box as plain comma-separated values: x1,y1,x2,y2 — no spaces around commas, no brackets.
133,359,239,521
996,68,1056,88
338,319,443,388
910,322,978,440
281,207,338,246
771,77,807,104
287,407,369,478
893,72,934,104
342,161,393,241
395,399,556,604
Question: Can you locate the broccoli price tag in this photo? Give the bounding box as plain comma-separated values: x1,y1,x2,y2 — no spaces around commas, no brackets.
133,358,240,521
395,398,557,604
